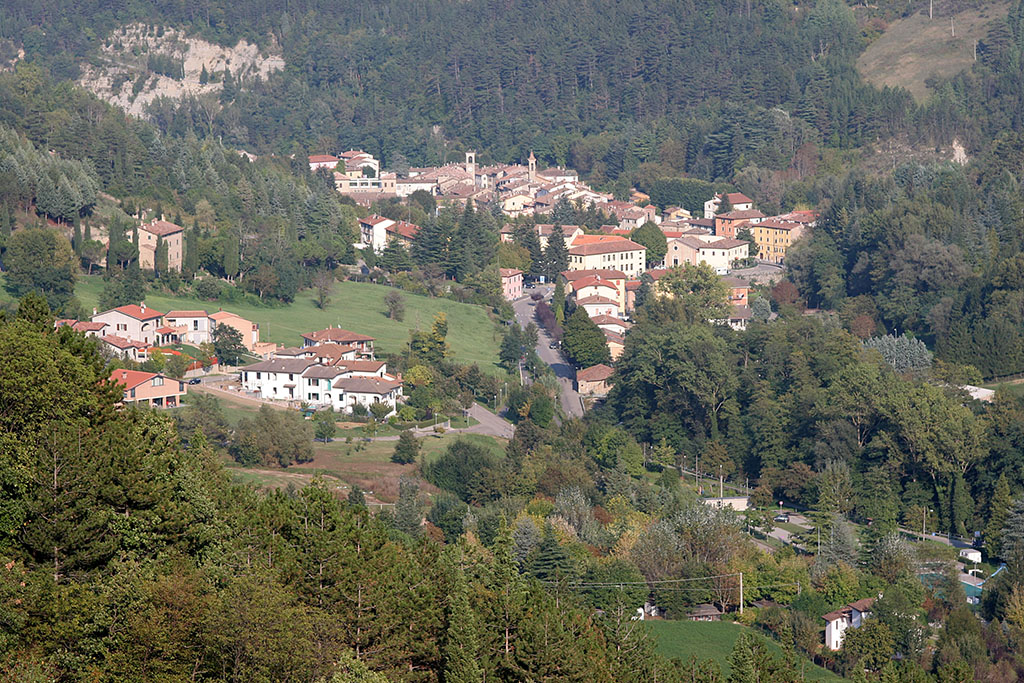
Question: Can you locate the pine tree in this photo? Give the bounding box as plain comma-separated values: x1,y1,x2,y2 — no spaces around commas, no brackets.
394,477,422,537
513,222,544,279
442,552,483,683
222,231,240,280
529,523,573,582
552,280,566,325
391,431,420,464
542,225,569,281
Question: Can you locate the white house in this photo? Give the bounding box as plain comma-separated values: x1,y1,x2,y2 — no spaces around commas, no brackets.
823,598,875,651
241,358,317,401
576,295,620,319
302,365,403,416
92,303,164,346
357,215,396,253
703,192,754,219
163,310,212,345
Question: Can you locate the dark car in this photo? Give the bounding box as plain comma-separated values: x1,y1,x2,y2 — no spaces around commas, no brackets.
549,341,559,349
188,378,202,385
773,513,790,523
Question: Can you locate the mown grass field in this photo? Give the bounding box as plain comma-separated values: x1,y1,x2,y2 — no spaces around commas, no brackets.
646,620,842,681
72,275,503,372
0,273,503,373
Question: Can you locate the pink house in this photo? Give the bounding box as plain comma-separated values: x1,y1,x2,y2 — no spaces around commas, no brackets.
109,369,186,408
500,268,524,300
92,303,164,345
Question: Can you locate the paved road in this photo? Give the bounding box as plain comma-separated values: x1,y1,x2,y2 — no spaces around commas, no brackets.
511,289,584,419
466,403,515,439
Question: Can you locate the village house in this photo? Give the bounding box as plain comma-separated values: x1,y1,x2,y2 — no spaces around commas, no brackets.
576,295,620,319
109,369,186,408
209,310,262,352
603,329,626,360
163,310,213,346
241,358,317,401
302,366,404,416
568,235,647,278
308,154,340,172
55,319,109,337
301,327,375,357
665,236,749,274
560,269,628,312
714,210,765,240
357,214,396,253
498,224,583,250
500,268,524,300
132,219,184,273
823,598,876,651
721,277,751,307
749,218,807,264
590,314,632,337
688,604,724,622
92,303,164,346
704,192,754,219
100,334,150,362
576,363,614,396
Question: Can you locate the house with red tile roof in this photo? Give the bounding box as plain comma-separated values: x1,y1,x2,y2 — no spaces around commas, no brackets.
568,235,647,278
209,310,262,353
109,369,186,408
133,219,184,273
309,154,340,171
164,310,212,345
576,363,614,395
55,319,109,338
101,334,150,362
301,327,374,357
704,192,754,219
92,303,164,345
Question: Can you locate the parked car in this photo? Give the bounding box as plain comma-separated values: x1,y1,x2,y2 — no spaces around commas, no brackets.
773,513,790,523
188,378,202,385
549,341,560,349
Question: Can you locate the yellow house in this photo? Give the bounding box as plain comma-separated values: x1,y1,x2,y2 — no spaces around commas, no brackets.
750,219,807,264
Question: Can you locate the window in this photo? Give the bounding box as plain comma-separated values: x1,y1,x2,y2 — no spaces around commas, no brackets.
152,376,164,387
256,372,261,380
193,320,199,330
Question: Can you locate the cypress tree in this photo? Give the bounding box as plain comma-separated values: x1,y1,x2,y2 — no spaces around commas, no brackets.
986,474,1012,556
184,228,199,275
222,231,240,281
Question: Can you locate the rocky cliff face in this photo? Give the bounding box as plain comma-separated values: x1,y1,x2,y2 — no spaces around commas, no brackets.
77,24,284,118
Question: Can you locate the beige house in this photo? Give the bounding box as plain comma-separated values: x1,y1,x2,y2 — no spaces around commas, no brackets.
665,236,749,274
210,310,260,352
576,364,614,395
109,369,186,408
561,269,628,312
568,236,647,278
134,220,184,272
92,303,164,345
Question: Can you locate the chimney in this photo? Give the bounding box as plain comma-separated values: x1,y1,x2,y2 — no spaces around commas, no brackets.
140,302,146,312
92,308,97,317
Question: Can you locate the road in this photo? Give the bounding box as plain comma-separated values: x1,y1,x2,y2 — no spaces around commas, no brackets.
512,289,585,419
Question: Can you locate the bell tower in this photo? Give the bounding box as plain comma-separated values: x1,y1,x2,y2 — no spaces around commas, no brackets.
528,150,537,183
466,150,476,179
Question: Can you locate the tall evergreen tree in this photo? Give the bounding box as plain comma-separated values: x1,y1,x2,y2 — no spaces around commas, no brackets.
986,474,1013,556
542,225,569,281
561,307,610,368
442,551,483,683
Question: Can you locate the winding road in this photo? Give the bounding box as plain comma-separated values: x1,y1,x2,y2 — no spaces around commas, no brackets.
512,288,585,419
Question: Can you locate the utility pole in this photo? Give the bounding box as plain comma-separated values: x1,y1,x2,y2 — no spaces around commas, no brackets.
738,572,744,615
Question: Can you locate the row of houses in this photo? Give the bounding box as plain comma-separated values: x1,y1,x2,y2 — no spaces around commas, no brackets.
57,304,269,363
239,326,403,416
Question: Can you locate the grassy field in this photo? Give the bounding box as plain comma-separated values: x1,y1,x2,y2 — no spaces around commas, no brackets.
1,273,503,372
646,620,842,681
857,3,1009,101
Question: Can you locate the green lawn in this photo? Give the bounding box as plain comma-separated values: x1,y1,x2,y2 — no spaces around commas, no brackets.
646,620,842,681
27,274,503,373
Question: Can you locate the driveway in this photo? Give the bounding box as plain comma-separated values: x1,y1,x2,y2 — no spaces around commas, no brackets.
466,403,514,439
511,289,584,419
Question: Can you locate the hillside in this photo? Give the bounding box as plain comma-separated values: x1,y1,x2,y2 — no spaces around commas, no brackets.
77,23,284,118
857,2,1010,101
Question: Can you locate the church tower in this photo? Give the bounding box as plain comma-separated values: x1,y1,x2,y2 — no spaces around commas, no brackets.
528,151,537,183
466,150,476,179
